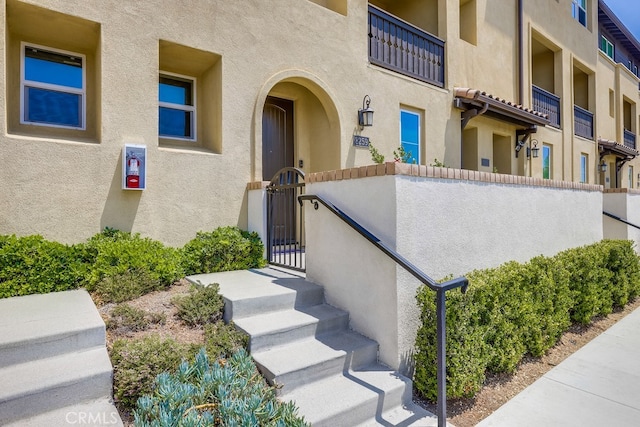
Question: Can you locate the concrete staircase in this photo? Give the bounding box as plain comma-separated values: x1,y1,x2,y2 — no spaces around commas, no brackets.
0,290,122,426
188,268,439,426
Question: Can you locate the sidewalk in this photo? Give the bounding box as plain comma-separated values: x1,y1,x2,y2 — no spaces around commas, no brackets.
477,305,640,426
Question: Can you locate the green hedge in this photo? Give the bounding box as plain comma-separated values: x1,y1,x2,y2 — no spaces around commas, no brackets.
414,239,640,401
0,235,88,298
181,226,266,275
81,229,183,295
0,226,266,300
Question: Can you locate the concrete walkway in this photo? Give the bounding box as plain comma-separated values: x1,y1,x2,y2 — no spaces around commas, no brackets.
477,305,640,427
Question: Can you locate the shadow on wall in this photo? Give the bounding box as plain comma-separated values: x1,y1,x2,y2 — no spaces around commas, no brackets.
100,150,141,232
399,350,415,379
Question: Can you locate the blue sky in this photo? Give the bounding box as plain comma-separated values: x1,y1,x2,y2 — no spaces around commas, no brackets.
603,0,640,41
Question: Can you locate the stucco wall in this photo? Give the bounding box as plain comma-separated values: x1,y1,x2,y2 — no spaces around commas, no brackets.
305,165,603,372
0,0,464,245
603,190,640,252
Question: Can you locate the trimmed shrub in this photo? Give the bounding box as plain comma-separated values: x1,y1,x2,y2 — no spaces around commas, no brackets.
111,335,192,409
204,321,248,358
414,240,640,402
0,235,87,298
181,226,266,275
81,229,183,293
133,348,309,426
559,243,614,323
414,285,490,400
107,304,165,332
172,283,225,327
93,269,163,304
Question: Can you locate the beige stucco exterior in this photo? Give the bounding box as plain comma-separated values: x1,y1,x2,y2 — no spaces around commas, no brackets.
305,166,603,372
0,0,639,247
603,189,640,252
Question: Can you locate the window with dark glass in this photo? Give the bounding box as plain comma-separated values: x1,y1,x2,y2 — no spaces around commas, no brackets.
600,35,614,60
159,73,195,140
21,44,85,129
572,0,587,27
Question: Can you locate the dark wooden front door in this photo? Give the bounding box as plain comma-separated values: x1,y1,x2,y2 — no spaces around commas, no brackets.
262,97,294,180
263,97,295,247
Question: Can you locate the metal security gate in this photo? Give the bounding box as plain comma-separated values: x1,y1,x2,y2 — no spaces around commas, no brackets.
266,167,305,271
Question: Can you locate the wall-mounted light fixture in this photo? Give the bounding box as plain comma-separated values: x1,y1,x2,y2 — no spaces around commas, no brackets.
527,139,540,159
515,127,536,158
358,95,374,129
599,161,608,173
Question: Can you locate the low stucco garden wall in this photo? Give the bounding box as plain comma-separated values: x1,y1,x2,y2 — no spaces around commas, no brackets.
303,162,603,373
603,189,640,253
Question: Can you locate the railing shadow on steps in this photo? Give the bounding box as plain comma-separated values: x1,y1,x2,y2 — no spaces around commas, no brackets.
603,211,640,230
299,194,468,427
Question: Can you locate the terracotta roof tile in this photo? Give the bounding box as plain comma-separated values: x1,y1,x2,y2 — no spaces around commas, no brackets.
454,87,549,120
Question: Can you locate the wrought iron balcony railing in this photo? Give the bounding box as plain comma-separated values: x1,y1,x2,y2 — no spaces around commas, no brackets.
624,129,636,150
532,85,561,128
368,5,445,88
574,105,594,140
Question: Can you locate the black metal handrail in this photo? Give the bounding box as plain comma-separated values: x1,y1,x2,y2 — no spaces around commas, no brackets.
624,129,636,150
603,211,640,230
574,105,594,139
368,4,445,88
532,85,561,128
300,194,468,427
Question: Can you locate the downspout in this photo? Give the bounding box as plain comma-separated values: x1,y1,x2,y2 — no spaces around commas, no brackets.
517,0,523,104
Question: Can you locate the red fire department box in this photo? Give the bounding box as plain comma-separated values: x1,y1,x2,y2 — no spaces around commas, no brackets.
122,144,147,190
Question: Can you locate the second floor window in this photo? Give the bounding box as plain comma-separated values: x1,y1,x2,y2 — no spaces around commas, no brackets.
600,36,614,60
21,44,85,129
159,73,196,140
572,0,587,27
580,153,588,183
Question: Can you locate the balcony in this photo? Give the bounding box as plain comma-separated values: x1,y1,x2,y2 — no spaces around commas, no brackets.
574,105,593,140
532,85,561,128
624,129,637,150
368,5,445,88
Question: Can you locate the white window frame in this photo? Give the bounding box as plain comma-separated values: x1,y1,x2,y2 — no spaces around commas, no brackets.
572,0,587,27
600,35,614,60
580,153,588,183
20,42,86,130
543,144,552,179
399,109,422,164
159,71,196,141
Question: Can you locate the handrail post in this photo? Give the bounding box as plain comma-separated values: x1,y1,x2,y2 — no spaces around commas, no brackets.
436,288,447,427
299,193,469,426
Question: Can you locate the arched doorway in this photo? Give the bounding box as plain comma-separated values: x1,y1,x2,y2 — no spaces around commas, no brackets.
256,72,340,271
255,72,341,181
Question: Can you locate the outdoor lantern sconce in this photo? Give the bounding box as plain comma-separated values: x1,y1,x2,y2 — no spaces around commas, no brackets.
527,140,540,159
599,161,608,173
358,95,374,129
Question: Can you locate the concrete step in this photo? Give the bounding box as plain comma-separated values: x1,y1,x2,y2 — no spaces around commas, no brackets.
187,268,324,320
0,347,114,425
282,364,433,427
253,330,378,394
353,403,441,427
4,397,123,427
0,290,106,368
235,304,349,352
